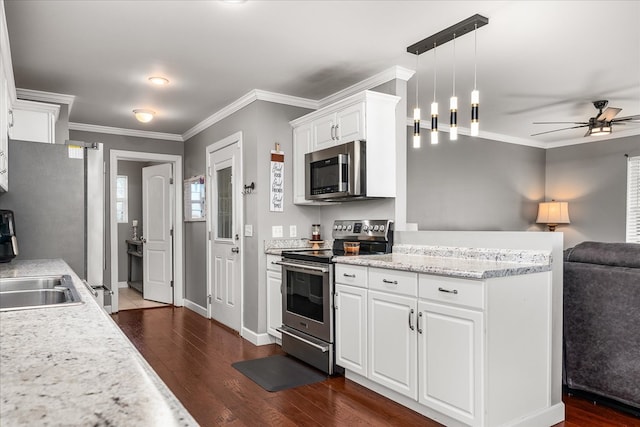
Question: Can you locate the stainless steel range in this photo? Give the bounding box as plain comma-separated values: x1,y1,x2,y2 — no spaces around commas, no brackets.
277,219,393,374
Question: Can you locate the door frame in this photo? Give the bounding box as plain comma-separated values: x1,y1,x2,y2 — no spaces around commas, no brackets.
109,149,183,313
206,131,244,331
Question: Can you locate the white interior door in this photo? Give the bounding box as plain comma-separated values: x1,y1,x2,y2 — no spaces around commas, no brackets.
142,163,173,304
207,140,242,331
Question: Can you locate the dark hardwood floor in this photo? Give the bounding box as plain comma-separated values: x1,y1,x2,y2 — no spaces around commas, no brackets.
112,307,640,427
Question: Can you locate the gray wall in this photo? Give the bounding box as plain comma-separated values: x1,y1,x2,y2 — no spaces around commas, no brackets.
184,100,318,333
69,130,183,293
406,130,546,231
546,135,640,248
116,160,145,282
0,140,85,276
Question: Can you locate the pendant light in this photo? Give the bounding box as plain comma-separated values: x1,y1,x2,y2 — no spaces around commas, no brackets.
431,42,438,145
413,51,421,148
470,23,480,137
450,33,458,141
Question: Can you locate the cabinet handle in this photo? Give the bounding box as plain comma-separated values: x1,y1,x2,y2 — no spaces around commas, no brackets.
382,279,398,285
417,311,423,334
0,169,6,175
334,124,339,140
8,109,13,128
343,273,356,278
330,125,336,140
334,293,338,310
438,287,458,294
408,308,415,331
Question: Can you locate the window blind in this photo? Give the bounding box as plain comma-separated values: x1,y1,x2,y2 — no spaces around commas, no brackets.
627,155,640,243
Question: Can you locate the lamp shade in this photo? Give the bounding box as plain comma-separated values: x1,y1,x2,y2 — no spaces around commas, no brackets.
536,201,570,231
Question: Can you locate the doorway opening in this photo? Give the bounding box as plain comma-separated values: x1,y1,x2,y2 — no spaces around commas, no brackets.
109,150,184,313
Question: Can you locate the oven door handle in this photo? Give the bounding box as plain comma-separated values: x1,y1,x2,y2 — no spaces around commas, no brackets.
275,260,329,274
277,328,329,353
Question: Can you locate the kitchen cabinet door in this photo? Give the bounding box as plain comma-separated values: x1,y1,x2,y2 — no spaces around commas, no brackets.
335,102,365,143
9,99,58,144
312,112,337,151
368,289,417,400
292,123,312,204
266,270,282,339
418,300,483,426
335,284,367,376
0,71,8,191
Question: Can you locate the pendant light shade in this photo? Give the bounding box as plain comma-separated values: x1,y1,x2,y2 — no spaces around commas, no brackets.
431,43,438,145
431,102,439,145
470,23,480,137
450,33,458,141
413,50,421,148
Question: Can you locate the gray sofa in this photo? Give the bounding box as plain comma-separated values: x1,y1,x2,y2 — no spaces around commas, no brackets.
563,241,640,415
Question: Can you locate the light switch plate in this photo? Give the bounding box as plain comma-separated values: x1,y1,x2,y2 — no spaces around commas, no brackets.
272,225,283,238
244,224,253,237
289,225,297,238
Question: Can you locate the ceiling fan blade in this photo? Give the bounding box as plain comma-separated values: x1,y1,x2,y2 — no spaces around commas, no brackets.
531,124,589,136
597,107,622,121
612,114,640,122
533,121,589,125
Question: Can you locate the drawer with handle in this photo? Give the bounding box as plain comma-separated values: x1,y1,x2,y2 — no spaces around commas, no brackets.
368,267,417,297
418,274,484,309
335,264,367,288
266,254,282,272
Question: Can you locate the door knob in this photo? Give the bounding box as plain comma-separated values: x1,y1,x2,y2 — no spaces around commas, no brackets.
231,247,239,253
140,237,147,244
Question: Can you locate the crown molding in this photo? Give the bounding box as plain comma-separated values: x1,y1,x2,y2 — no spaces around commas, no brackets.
69,122,183,142
182,89,318,141
16,88,76,112
319,65,415,108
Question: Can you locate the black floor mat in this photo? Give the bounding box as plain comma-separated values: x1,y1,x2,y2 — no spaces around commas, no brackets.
232,354,327,392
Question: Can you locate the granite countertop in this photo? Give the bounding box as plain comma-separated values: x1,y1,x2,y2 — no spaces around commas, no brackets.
0,259,197,426
334,244,552,280
264,238,332,255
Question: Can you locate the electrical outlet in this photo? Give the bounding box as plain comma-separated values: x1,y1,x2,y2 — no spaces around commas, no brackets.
244,224,253,237
289,225,297,238
272,225,283,238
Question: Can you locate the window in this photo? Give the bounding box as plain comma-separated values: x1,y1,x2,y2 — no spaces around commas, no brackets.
184,176,206,222
116,175,128,223
627,155,640,243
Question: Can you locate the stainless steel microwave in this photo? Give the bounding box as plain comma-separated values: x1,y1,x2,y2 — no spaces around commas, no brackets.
305,140,366,201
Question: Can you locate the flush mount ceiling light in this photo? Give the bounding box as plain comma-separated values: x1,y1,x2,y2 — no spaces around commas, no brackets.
133,109,155,123
407,14,488,145
148,76,169,86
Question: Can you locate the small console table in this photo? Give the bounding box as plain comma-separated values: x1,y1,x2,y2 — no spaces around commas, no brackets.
126,239,143,293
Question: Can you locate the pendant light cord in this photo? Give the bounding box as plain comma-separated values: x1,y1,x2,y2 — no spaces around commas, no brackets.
452,33,456,96
433,42,437,101
415,50,419,106
474,23,478,90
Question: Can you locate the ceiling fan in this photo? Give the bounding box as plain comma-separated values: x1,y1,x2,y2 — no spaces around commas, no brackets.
531,100,640,137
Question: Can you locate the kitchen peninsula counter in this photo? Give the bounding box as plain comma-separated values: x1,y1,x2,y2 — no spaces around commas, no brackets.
0,259,197,426
334,244,552,279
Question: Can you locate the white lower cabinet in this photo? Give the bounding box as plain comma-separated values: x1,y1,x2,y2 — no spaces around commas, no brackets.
368,289,418,400
335,283,367,376
335,262,556,427
266,255,282,339
418,300,483,426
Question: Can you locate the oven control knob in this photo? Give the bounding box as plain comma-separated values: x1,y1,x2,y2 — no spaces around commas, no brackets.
363,225,369,231
337,225,342,231
347,225,352,231
379,225,385,232
334,225,338,230
373,225,379,231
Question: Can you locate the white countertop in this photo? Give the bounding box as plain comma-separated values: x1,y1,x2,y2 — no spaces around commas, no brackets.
334,245,552,279
0,259,197,426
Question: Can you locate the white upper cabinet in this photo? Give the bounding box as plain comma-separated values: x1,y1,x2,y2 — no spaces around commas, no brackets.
0,69,8,191
8,99,59,144
290,90,400,204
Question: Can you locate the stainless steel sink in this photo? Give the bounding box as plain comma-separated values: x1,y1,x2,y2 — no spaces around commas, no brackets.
0,275,83,311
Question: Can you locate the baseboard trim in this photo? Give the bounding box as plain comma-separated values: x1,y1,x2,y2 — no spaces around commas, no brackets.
118,281,128,288
241,327,275,346
183,299,207,318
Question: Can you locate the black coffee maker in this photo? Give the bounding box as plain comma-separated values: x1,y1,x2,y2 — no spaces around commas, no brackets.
0,210,19,263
